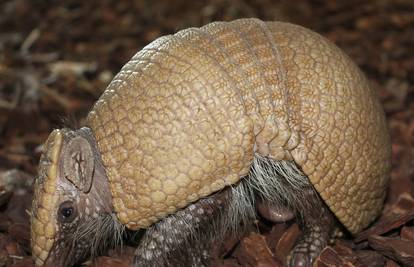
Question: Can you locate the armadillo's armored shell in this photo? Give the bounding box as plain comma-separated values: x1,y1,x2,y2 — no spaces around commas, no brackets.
86,19,391,234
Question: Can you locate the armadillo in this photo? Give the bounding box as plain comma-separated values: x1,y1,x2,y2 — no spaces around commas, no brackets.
30,18,391,267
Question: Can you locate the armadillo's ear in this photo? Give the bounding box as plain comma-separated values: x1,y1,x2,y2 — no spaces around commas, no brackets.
62,136,94,193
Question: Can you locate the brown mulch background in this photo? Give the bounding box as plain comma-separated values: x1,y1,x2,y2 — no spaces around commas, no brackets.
0,0,413,266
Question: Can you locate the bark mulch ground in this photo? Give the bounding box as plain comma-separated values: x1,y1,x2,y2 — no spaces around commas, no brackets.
0,1,413,266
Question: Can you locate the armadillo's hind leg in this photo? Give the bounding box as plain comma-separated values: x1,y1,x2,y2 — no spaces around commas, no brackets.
133,190,230,267
288,187,336,267
249,156,336,267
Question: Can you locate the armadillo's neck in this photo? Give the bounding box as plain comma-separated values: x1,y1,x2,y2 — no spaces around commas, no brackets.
77,127,114,215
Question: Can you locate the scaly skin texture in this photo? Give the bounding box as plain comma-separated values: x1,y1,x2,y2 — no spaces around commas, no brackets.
133,190,230,267
31,130,62,266
86,18,391,233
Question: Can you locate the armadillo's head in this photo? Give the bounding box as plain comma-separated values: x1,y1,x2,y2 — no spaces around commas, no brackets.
31,127,121,267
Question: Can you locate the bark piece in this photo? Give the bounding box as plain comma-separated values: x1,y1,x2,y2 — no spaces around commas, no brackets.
216,258,241,267
91,256,130,267
355,193,414,242
368,235,414,267
8,223,30,250
354,250,386,267
401,226,414,241
234,232,279,267
274,223,300,263
265,223,289,252
314,246,354,267
10,258,35,267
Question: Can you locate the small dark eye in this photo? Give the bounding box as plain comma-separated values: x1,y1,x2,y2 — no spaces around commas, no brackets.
62,207,73,218
58,201,77,223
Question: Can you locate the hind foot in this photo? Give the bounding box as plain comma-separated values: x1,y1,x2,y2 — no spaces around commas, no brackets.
288,189,336,267
258,194,336,267
250,158,337,267
288,222,332,267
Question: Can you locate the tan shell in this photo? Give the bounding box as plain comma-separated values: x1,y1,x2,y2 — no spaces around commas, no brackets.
86,19,391,234
31,130,63,266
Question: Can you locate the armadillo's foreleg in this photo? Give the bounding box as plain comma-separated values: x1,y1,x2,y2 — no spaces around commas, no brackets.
133,190,230,267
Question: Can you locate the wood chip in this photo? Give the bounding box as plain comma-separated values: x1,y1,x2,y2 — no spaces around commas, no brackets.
355,193,414,242
369,235,414,267
234,232,279,267
274,223,300,263
401,226,414,241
